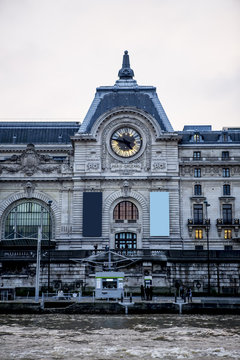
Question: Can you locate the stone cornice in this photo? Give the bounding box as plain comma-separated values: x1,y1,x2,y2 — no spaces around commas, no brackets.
156,134,182,142
71,134,96,142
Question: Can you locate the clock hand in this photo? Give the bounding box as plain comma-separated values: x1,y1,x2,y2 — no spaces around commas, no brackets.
117,137,133,149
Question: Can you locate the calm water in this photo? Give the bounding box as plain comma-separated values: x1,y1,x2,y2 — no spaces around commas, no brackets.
0,314,239,360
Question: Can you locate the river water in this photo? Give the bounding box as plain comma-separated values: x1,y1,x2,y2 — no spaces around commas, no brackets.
0,314,239,360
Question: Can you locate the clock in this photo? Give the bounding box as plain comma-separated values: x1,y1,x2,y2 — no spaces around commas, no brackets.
110,127,142,157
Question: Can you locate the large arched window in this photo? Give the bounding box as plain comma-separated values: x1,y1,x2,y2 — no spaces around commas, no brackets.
113,201,138,222
4,201,52,240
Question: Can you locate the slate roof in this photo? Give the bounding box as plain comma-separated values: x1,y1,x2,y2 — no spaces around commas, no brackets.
0,122,80,144
78,51,173,133
179,130,240,144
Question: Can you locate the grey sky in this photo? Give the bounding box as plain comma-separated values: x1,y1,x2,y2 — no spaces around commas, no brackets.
0,0,239,130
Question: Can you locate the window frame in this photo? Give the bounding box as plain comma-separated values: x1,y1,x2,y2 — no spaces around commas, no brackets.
194,168,201,178
115,232,137,250
193,204,203,225
4,200,52,240
193,151,201,160
222,168,230,177
194,184,202,196
195,229,203,239
113,201,139,221
224,229,232,239
223,184,231,196
222,204,232,225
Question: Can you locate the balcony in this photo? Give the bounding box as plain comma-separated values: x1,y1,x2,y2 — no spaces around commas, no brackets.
216,218,239,226
216,218,240,237
188,219,210,226
187,218,210,236
180,156,240,163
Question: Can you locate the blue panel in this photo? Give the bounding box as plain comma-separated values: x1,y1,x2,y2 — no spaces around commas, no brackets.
83,192,102,237
150,192,169,236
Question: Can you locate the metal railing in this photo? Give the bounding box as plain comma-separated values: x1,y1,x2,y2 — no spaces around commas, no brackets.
181,156,240,162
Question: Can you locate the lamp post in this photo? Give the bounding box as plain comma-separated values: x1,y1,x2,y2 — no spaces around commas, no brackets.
35,226,42,302
47,200,52,292
204,201,211,295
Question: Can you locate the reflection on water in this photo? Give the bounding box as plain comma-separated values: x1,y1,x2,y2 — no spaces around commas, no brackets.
0,314,239,359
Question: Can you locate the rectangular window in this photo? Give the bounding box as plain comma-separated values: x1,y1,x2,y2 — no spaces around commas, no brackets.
195,229,203,239
194,168,201,177
224,229,232,239
223,184,230,196
223,168,230,177
194,184,202,196
222,151,229,160
195,245,203,250
193,151,201,160
150,192,169,236
223,204,232,224
224,245,232,250
193,204,203,224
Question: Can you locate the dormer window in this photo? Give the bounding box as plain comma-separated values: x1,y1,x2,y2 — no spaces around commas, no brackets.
223,133,228,142
193,133,200,143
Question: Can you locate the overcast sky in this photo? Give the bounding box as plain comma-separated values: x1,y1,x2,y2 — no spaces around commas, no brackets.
0,0,239,130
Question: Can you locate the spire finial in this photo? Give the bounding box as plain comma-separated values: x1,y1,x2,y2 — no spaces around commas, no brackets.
118,50,134,79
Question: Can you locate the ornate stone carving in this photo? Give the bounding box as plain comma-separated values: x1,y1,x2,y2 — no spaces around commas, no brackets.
85,161,101,171
151,160,167,171
0,144,61,176
22,181,36,198
122,180,131,197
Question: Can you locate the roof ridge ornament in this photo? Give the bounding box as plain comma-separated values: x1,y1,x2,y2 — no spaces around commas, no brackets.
118,50,134,79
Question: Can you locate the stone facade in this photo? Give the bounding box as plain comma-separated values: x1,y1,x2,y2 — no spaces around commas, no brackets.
0,52,239,295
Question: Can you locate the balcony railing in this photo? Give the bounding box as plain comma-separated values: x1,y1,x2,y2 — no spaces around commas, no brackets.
216,218,240,226
188,219,210,226
181,156,240,162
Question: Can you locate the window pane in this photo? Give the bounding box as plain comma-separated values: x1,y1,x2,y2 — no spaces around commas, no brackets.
195,229,203,239
222,151,229,159
113,201,138,220
115,232,137,249
194,168,201,177
223,204,232,224
194,185,202,196
223,185,230,196
193,204,203,224
223,168,230,177
4,201,52,240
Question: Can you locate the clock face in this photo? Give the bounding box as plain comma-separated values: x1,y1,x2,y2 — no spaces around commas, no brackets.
110,127,142,158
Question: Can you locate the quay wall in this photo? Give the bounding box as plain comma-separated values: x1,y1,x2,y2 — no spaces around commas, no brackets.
0,300,240,315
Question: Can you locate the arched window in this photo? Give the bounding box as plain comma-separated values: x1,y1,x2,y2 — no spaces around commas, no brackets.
113,201,138,222
4,201,52,240
115,232,137,249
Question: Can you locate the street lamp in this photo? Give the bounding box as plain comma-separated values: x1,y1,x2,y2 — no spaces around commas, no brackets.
204,200,211,295
47,200,52,292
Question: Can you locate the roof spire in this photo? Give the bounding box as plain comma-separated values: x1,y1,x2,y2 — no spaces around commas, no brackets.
118,50,134,79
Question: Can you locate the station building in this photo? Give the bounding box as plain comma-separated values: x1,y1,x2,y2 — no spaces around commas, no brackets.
0,51,239,295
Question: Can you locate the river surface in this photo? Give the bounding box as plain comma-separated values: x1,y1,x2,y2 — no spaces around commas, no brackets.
0,314,239,360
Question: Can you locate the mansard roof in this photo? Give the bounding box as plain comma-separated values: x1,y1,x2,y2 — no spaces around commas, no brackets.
0,122,80,144
179,127,240,144
78,51,173,134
